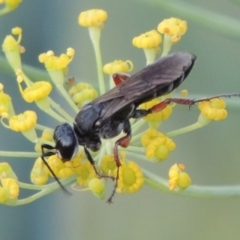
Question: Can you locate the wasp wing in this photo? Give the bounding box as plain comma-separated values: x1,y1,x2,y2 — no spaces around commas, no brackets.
92,52,196,122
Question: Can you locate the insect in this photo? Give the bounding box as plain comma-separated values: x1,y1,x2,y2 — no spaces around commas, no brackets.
41,52,239,202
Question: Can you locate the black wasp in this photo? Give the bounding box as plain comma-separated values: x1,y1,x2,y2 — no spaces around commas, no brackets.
41,52,239,202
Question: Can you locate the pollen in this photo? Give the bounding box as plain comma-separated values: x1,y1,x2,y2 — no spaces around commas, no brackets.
9,110,37,132
198,98,227,120
157,18,187,42
78,9,108,28
103,60,134,75
117,161,144,194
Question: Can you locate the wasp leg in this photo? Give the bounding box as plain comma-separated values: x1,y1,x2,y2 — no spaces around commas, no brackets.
112,72,131,86
83,147,115,181
107,120,131,203
133,93,240,117
41,144,71,195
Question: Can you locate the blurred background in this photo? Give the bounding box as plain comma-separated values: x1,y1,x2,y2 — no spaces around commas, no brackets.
0,0,240,239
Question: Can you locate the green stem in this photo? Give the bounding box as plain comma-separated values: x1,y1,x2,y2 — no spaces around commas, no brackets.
49,98,74,122
167,114,211,137
143,169,240,199
54,85,79,113
89,27,105,94
10,177,76,206
0,151,39,158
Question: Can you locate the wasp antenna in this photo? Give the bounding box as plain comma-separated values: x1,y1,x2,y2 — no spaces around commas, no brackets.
41,154,71,196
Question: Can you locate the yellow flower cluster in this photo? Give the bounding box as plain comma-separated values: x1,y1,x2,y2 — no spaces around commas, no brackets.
68,82,98,108
141,128,176,161
198,98,227,121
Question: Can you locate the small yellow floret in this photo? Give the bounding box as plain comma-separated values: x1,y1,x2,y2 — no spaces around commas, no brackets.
117,161,144,194
76,161,97,188
47,155,74,179
39,49,74,70
158,18,187,42
168,163,191,190
132,30,162,49
2,35,19,52
198,98,227,121
19,81,52,103
9,110,37,132
3,0,22,10
12,27,22,35
89,178,105,199
1,178,19,199
30,157,49,185
141,129,176,161
0,86,11,116
103,60,134,75
100,155,117,177
78,9,108,27
69,82,98,108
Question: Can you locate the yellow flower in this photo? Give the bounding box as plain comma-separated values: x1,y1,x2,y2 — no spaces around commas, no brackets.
141,128,176,161
132,30,162,64
132,30,162,49
2,27,23,71
69,82,98,108
100,155,117,177
168,164,191,190
76,161,97,188
1,178,19,199
9,110,37,132
117,160,144,194
0,187,9,204
103,60,134,75
78,9,108,28
157,18,187,42
0,83,12,117
0,0,22,11
88,178,106,199
30,157,49,185
47,155,75,179
18,81,52,103
198,98,227,121
39,48,75,71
